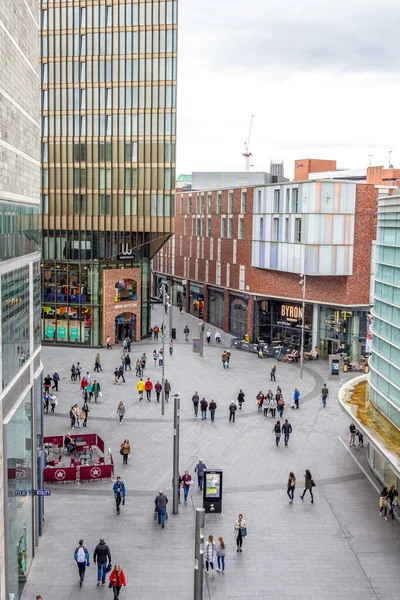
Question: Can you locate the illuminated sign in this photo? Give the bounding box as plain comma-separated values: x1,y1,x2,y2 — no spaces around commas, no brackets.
281,305,303,320
205,473,221,499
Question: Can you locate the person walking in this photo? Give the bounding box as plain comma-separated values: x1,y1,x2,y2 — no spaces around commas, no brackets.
209,399,217,422
277,395,285,418
74,539,89,587
216,536,226,573
153,349,158,367
379,487,389,520
49,391,57,413
300,470,315,503
321,383,329,407
262,395,270,416
117,401,125,424
169,339,173,355
124,354,131,371
155,381,162,402
154,490,168,528
137,378,145,401
195,459,207,491
109,564,127,598
73,404,81,428
206,328,212,344
69,405,76,430
256,391,264,413
94,352,102,372
221,351,228,369
120,439,130,465
349,423,356,446
204,535,217,575
237,389,245,409
106,335,112,349
93,380,101,403
192,391,200,416
287,471,296,503
282,419,292,446
269,396,277,418
93,538,111,586
113,477,126,515
164,379,171,402
184,325,190,341
145,377,153,401
135,359,142,377
388,485,398,520
270,365,276,381
229,400,237,423
215,330,221,343
82,400,89,427
234,514,246,552
293,388,300,409
200,397,208,420
76,362,82,382
273,420,282,446
182,470,193,504
52,371,60,391
71,364,76,382
43,374,52,392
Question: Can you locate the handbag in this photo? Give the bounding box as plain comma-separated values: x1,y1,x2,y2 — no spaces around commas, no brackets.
240,526,247,537
109,581,113,588
80,411,86,419
120,448,124,455
106,563,112,573
311,479,316,487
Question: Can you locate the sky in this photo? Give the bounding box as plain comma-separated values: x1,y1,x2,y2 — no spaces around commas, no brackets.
176,0,400,178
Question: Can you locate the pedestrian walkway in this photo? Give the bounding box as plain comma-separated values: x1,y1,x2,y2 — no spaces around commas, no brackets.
23,306,400,599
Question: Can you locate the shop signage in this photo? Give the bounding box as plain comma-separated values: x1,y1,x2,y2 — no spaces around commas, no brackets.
281,305,303,320
34,489,52,496
118,242,136,261
46,326,55,338
70,327,79,339
115,302,137,310
58,327,66,338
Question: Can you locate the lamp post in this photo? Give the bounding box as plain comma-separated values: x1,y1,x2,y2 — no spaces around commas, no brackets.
169,281,174,338
299,272,306,380
172,392,180,515
194,507,205,600
161,284,166,416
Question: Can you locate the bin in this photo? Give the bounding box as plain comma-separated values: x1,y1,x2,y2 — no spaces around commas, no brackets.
171,328,176,340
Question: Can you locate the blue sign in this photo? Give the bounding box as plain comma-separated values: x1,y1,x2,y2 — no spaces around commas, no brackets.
15,490,29,497
34,489,51,496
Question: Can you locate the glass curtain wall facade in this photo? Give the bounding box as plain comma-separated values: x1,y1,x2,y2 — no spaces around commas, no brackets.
40,0,177,345
370,196,400,429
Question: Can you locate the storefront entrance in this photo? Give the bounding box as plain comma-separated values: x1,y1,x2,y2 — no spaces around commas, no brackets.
208,288,224,329
115,312,136,342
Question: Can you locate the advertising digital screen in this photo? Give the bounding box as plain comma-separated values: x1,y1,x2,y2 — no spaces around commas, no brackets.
205,473,221,499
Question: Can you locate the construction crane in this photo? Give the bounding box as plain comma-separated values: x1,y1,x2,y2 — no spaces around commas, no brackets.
243,115,254,171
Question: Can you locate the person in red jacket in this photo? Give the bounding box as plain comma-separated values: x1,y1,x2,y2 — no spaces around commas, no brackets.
145,378,153,401
80,376,88,390
109,564,127,598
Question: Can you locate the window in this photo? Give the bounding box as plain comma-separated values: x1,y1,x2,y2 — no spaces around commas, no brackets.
184,216,187,235
274,189,280,213
114,280,137,302
292,188,299,213
73,194,86,215
295,218,302,242
259,217,264,240
286,188,290,212
285,217,289,242
42,194,49,214
207,217,211,237
226,263,230,287
228,217,233,239
210,238,214,261
217,193,222,214
228,192,233,214
188,196,192,214
208,193,212,213
241,192,247,214
221,217,226,239
258,190,261,212
200,194,205,214
197,217,201,236
99,194,111,215
239,265,245,291
216,262,221,285
273,218,279,241
238,217,244,239
42,142,48,162
180,196,184,215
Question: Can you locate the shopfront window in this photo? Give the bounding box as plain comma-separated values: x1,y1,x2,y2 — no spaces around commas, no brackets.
271,300,312,347
229,295,248,338
114,279,137,302
173,281,186,307
6,389,34,597
208,288,224,329
189,286,204,318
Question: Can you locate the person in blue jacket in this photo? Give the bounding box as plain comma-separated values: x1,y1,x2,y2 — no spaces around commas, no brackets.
293,388,300,409
74,539,89,587
113,476,126,515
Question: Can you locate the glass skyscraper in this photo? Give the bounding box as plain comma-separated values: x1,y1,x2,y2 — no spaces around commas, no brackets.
0,1,43,597
40,1,177,346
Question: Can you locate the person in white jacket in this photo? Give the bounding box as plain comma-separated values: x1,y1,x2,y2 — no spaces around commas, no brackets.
204,535,217,574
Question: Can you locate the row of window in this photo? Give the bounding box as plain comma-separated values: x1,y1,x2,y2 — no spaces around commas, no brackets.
41,193,173,218
42,112,176,137
270,217,302,243
180,257,246,291
42,85,176,110
180,192,247,216
183,215,245,240
42,166,175,191
42,140,175,164
374,280,400,309
42,30,177,57
42,57,177,84
42,2,177,29
269,188,299,213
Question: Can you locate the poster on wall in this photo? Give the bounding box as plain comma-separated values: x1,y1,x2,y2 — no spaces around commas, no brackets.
365,313,373,353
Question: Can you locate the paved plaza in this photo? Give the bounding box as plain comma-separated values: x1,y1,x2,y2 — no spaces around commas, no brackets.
23,306,400,600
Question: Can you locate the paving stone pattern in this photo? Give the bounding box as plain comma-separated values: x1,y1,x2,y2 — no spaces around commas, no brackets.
22,306,400,600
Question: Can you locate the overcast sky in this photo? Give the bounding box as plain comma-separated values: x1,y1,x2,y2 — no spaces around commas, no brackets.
177,0,400,178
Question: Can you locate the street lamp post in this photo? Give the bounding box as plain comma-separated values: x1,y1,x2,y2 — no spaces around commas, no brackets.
169,281,174,338
172,392,180,515
194,507,205,600
161,284,166,416
299,272,306,380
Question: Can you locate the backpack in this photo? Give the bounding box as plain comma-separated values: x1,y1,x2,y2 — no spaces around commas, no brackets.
274,424,281,433
76,546,86,562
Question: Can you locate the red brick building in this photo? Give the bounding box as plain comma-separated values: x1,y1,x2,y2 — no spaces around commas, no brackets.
153,174,395,359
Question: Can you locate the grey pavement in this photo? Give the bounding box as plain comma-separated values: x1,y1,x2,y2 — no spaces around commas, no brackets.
22,305,400,600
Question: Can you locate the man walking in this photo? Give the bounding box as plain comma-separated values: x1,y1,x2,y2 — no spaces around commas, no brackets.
192,391,200,416
229,401,237,423
164,379,171,402
93,538,111,586
155,380,162,402
137,378,145,401
200,397,208,420
145,377,153,401
155,490,168,528
293,388,300,409
349,423,356,447
282,419,293,446
184,325,190,341
209,398,217,422
195,459,207,491
270,365,276,381
113,476,126,515
74,539,89,587
52,371,60,391
321,383,329,407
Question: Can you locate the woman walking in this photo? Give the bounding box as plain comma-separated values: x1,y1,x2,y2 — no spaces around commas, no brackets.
182,470,193,504
70,405,76,430
71,364,76,382
379,486,389,520
273,420,281,447
120,439,131,465
204,535,217,575
216,536,226,573
117,401,126,424
82,400,89,427
256,391,264,413
300,469,315,503
169,339,173,355
388,485,398,520
234,513,247,552
94,352,102,372
237,389,245,409
287,471,296,503
74,404,81,428
153,350,158,366
109,564,127,598
269,396,277,418
262,395,270,417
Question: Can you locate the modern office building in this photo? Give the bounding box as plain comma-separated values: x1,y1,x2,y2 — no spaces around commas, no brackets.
40,0,177,346
0,1,43,597
153,173,388,359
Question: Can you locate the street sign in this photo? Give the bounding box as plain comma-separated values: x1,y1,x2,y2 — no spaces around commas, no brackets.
34,489,51,496
15,490,29,497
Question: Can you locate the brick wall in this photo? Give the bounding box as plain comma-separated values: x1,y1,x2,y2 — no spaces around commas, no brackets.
294,158,337,181
103,268,142,343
